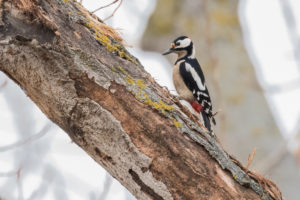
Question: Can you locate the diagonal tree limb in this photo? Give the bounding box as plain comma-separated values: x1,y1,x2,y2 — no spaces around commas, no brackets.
0,0,282,199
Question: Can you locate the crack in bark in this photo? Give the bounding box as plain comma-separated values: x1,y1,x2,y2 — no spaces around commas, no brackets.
94,147,115,165
129,169,164,200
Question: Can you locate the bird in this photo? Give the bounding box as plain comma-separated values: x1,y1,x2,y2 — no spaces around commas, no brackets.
162,36,216,132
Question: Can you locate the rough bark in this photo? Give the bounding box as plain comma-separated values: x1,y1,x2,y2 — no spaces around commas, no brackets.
0,0,282,199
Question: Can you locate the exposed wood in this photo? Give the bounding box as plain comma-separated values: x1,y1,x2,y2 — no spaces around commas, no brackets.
0,0,282,199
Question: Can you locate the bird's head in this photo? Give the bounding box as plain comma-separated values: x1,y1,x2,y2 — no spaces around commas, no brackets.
162,36,195,59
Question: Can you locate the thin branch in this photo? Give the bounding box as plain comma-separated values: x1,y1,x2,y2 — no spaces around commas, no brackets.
246,147,256,170
98,173,113,200
0,79,7,91
91,0,119,14
17,168,24,200
0,170,18,177
0,123,52,152
103,0,123,21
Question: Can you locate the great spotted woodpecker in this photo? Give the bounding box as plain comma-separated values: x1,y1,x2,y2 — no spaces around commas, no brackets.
163,36,216,131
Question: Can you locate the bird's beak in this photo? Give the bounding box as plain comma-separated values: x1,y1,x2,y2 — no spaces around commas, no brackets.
162,43,176,55
162,48,175,55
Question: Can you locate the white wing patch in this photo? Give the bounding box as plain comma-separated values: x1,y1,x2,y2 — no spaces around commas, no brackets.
185,63,206,91
201,99,211,107
197,91,209,97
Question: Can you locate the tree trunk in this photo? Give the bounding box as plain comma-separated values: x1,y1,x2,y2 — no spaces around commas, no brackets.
0,0,282,199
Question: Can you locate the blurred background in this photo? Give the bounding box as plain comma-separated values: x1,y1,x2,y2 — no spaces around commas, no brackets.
1,0,300,199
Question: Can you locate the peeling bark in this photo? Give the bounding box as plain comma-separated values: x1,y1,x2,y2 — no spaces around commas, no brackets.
0,0,282,199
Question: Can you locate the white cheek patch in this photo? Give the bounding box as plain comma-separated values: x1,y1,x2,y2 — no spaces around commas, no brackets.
176,38,191,48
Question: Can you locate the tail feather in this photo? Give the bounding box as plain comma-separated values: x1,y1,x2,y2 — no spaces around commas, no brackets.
201,112,212,132
211,116,216,125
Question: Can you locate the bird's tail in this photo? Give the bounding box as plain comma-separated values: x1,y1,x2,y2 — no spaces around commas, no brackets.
201,112,217,132
201,112,212,132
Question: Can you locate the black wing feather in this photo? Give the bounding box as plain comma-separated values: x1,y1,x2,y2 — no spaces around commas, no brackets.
179,58,216,129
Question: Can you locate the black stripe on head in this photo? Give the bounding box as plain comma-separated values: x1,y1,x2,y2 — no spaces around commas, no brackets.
173,36,192,48
173,36,194,57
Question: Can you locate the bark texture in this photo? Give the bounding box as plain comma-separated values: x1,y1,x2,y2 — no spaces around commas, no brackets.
0,0,282,199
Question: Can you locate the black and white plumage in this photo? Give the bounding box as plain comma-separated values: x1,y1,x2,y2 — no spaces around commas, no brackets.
163,36,216,131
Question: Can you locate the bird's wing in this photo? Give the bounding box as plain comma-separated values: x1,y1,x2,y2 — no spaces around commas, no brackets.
179,59,213,116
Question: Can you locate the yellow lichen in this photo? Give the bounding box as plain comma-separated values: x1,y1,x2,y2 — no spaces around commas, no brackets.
95,34,113,50
94,33,137,64
143,97,174,114
125,76,135,85
170,117,183,128
111,66,117,72
84,19,137,64
114,67,175,118
64,0,134,63
158,100,174,111
136,80,146,90
75,51,96,69
117,66,128,75
85,20,123,43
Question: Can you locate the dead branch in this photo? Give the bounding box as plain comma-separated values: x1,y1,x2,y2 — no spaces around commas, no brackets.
0,124,52,152
91,0,120,14
246,147,257,170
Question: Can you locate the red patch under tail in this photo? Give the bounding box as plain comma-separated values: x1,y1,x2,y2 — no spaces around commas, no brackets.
190,101,202,114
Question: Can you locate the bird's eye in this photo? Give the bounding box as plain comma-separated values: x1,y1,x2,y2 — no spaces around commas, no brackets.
175,42,180,46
